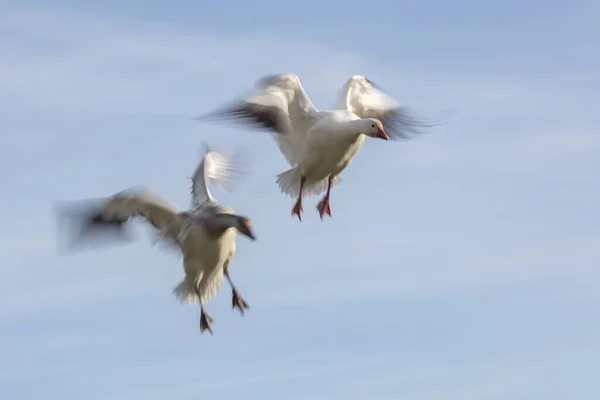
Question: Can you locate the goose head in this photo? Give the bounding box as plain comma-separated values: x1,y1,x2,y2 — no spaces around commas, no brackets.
234,216,256,241
203,212,257,241
363,118,389,140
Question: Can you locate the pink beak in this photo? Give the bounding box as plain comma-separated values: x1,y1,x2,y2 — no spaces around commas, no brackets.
376,127,389,140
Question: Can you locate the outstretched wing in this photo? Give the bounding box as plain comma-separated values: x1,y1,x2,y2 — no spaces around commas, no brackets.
196,73,319,166
55,187,183,251
336,75,442,140
190,143,250,208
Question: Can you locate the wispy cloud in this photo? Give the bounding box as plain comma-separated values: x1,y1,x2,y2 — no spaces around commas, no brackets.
0,8,370,115
327,338,600,399
93,353,388,400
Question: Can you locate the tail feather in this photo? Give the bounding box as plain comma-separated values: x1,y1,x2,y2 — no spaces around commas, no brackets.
172,270,225,305
172,279,200,305
276,168,341,198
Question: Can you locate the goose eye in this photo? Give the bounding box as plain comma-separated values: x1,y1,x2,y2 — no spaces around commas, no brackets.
371,124,375,128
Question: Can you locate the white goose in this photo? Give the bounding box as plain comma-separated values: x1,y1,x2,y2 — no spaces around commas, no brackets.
55,146,256,335
198,74,440,221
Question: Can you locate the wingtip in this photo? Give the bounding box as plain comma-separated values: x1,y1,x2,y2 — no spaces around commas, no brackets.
258,73,286,86
193,102,251,126
54,199,135,252
202,141,212,155
194,142,212,174
192,112,218,123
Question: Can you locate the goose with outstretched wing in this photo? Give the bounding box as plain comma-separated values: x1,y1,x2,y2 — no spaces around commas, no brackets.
197,73,444,221
55,146,255,335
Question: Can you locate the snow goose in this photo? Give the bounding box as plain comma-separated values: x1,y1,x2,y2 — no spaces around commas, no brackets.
197,73,440,221
55,146,255,335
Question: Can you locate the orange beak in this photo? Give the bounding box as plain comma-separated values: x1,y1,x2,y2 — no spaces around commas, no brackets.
376,127,389,140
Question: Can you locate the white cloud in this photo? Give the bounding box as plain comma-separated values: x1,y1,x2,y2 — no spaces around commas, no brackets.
0,213,55,262
48,330,600,400
0,8,369,115
252,263,543,309
331,339,600,399
95,359,369,400
248,228,600,308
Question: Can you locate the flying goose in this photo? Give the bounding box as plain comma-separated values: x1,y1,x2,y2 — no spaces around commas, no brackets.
55,146,256,335
197,73,441,221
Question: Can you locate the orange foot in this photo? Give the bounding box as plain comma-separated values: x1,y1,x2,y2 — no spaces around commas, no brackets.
316,197,331,220
291,200,303,221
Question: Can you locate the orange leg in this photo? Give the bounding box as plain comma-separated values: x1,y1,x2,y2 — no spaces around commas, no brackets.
291,175,306,221
316,175,334,220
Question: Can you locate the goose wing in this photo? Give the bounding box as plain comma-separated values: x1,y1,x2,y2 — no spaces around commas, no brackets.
336,75,441,140
196,73,319,166
190,144,248,208
55,187,184,250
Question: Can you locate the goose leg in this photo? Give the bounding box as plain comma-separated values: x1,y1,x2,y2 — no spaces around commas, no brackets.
199,305,213,335
316,175,334,219
291,175,306,221
225,270,249,315
195,285,213,335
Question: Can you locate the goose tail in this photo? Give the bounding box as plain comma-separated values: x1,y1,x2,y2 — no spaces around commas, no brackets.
276,168,341,198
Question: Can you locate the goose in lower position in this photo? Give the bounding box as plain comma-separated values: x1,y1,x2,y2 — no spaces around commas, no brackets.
55,146,256,335
197,73,442,221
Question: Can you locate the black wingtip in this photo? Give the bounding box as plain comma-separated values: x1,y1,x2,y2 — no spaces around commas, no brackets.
54,200,134,252
193,101,249,123
193,100,289,136
364,77,385,92
383,106,451,140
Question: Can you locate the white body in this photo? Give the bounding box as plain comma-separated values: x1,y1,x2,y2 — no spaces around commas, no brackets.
174,205,238,305
300,111,365,182
276,110,367,197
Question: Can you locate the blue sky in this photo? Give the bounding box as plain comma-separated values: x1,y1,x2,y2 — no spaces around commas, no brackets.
1,1,599,399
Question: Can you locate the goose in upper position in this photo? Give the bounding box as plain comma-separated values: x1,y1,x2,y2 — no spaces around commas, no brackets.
55,146,256,335
196,73,441,221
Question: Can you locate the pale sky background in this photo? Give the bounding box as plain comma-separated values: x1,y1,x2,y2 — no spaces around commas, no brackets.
1,1,599,399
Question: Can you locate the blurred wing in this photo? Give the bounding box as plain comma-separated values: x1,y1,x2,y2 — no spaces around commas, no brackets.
336,75,442,140
196,73,319,166
190,144,250,208
55,188,183,251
